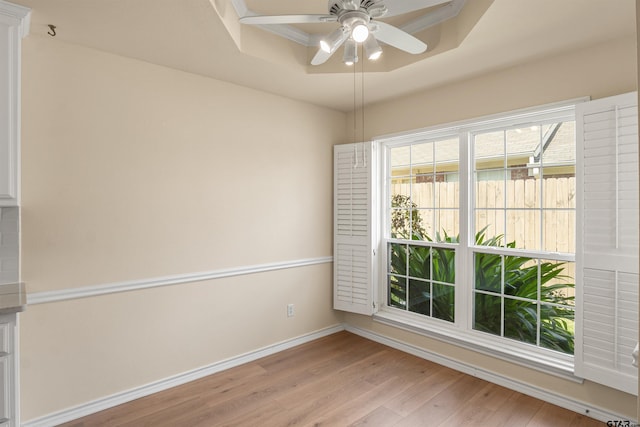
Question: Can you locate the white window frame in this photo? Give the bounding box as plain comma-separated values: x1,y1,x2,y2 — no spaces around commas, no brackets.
373,100,584,379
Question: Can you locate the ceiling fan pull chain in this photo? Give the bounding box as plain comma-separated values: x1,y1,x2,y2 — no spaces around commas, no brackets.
353,143,359,168
361,46,365,147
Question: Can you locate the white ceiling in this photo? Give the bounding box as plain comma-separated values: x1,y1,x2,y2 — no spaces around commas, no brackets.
10,0,638,112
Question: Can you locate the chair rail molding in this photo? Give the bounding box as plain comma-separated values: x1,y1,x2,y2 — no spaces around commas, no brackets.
27,256,334,305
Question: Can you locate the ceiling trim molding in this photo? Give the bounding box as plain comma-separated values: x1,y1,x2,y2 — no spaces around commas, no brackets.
401,0,465,34
228,0,248,17
230,0,466,48
230,0,311,46
255,23,312,46
0,0,31,37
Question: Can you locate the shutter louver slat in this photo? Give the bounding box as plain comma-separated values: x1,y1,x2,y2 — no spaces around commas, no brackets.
576,92,639,395
333,142,376,315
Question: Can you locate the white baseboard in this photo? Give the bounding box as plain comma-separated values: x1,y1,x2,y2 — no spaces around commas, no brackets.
345,324,635,425
22,324,345,427
23,322,634,426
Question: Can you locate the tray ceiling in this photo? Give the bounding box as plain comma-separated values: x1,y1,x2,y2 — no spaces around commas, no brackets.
9,0,638,111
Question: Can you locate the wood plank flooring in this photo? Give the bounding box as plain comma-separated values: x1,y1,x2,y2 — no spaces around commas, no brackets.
59,331,604,427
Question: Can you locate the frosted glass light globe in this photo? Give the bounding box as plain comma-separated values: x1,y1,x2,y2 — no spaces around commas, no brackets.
351,24,369,43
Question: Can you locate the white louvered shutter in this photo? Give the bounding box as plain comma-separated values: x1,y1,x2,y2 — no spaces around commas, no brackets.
334,142,376,315
575,92,639,395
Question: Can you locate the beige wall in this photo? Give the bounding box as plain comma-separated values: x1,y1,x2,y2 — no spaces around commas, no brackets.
19,35,344,421
345,34,638,420
349,36,637,142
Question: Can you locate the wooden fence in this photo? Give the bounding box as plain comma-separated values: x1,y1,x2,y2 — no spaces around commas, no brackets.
392,177,576,254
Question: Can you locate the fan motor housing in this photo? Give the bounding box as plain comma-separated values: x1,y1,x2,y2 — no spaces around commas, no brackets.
328,0,385,15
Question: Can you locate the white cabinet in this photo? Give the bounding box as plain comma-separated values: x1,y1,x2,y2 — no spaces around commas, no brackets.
0,315,16,427
0,4,28,427
0,1,29,206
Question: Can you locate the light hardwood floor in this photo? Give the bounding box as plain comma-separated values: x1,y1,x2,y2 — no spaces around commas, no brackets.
59,331,604,426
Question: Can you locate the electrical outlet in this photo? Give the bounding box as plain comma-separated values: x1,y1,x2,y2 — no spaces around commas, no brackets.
287,303,294,317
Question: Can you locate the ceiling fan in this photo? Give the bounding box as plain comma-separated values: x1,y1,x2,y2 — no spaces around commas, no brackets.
239,0,452,66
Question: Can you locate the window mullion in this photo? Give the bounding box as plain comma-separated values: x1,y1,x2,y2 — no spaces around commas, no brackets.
539,124,544,254
405,243,409,313
432,140,436,240
500,254,505,338
537,260,542,347
503,130,507,250
381,145,393,310
458,130,471,331
537,127,543,348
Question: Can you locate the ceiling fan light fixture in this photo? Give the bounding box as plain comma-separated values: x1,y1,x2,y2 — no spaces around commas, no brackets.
364,35,382,60
343,38,358,66
320,27,345,53
351,23,369,43
239,0,434,66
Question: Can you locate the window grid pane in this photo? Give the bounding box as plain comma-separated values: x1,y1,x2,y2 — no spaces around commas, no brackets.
473,121,575,254
472,252,575,354
387,241,455,323
389,138,460,242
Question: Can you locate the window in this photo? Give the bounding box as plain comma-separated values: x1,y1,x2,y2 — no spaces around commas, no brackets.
471,123,576,355
388,137,459,323
333,93,638,392
382,110,577,358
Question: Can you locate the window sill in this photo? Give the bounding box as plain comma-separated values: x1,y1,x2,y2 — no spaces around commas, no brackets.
373,309,583,384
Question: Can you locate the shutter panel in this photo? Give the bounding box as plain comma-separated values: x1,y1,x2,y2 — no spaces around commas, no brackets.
575,92,639,395
334,142,376,315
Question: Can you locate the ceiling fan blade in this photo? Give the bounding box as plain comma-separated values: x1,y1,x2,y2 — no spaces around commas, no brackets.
383,0,452,17
310,34,347,65
374,22,427,54
239,14,337,25
311,49,332,66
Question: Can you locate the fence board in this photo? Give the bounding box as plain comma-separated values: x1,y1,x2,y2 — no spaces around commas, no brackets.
391,177,575,252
